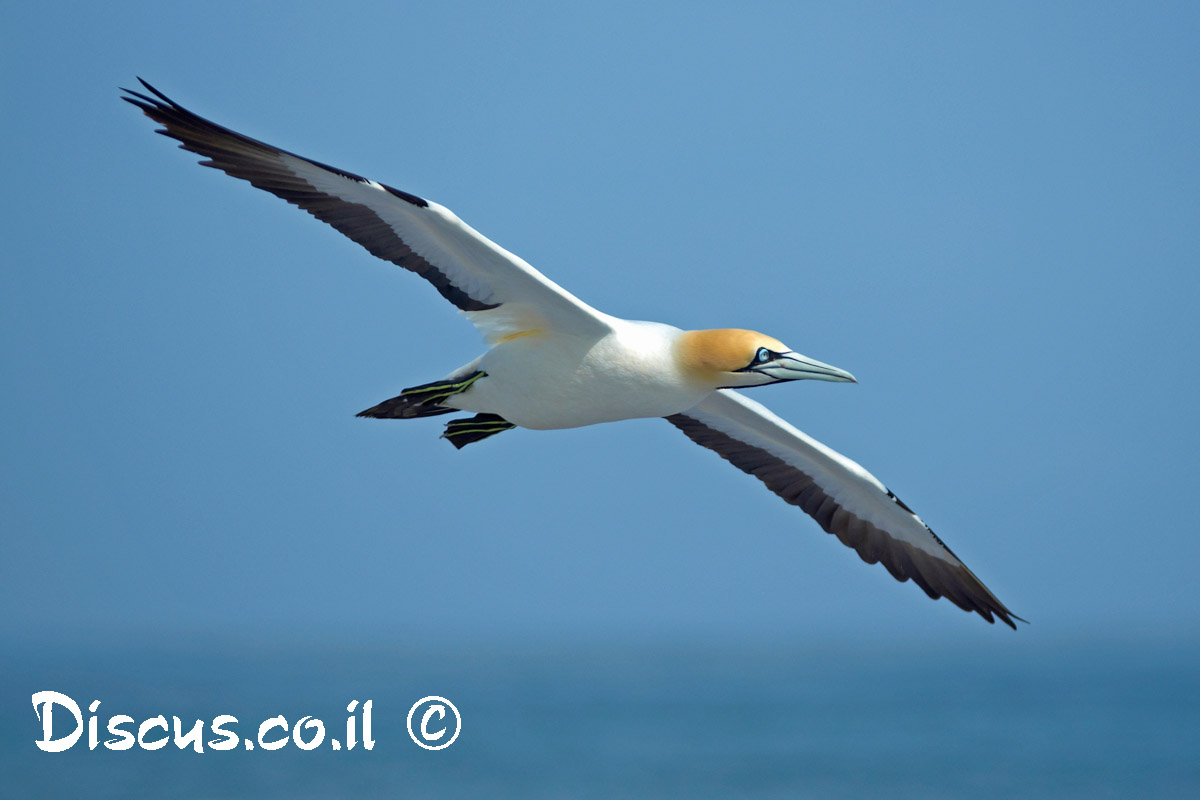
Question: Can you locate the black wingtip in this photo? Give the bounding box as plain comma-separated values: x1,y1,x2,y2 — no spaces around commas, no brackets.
991,608,1026,630
120,78,177,111
120,83,161,111
136,77,173,105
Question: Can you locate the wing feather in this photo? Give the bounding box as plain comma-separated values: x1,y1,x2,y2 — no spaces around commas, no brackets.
122,79,609,340
667,390,1022,628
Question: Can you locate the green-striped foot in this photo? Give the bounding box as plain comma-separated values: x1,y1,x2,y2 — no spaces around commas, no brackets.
442,413,516,449
357,371,485,419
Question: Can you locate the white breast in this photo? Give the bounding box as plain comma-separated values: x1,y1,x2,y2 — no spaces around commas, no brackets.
448,320,710,430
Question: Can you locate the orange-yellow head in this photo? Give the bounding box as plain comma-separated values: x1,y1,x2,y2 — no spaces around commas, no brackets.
676,328,856,389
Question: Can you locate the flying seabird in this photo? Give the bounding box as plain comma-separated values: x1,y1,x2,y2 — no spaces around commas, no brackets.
123,79,1022,628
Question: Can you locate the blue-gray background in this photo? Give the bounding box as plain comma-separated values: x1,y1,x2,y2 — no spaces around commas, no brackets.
3,2,1198,797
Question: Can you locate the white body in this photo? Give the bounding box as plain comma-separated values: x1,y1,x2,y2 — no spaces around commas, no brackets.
448,320,710,429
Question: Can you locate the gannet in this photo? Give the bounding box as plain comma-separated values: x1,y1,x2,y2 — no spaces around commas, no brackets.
123,79,1022,628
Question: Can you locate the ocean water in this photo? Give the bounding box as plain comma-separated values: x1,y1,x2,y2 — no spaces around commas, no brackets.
4,635,1197,798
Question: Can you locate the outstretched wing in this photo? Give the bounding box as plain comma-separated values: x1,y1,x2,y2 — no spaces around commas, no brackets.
667,390,1022,628
122,79,610,341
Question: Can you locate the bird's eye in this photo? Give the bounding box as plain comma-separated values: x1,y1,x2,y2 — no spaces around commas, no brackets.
756,347,771,363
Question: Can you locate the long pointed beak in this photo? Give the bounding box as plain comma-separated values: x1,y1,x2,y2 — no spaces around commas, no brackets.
762,352,857,383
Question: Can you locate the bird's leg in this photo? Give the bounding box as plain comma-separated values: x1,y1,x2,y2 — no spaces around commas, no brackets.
441,413,516,449
356,371,486,419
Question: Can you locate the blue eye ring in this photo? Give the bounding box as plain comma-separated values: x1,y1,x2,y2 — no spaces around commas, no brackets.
756,347,771,363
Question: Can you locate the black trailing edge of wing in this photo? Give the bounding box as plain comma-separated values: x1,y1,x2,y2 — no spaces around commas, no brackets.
122,79,501,313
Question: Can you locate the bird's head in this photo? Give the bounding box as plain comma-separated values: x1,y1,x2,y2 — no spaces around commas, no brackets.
676,328,856,390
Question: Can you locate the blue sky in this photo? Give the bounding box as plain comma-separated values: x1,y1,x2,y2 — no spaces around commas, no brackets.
3,1,1199,648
